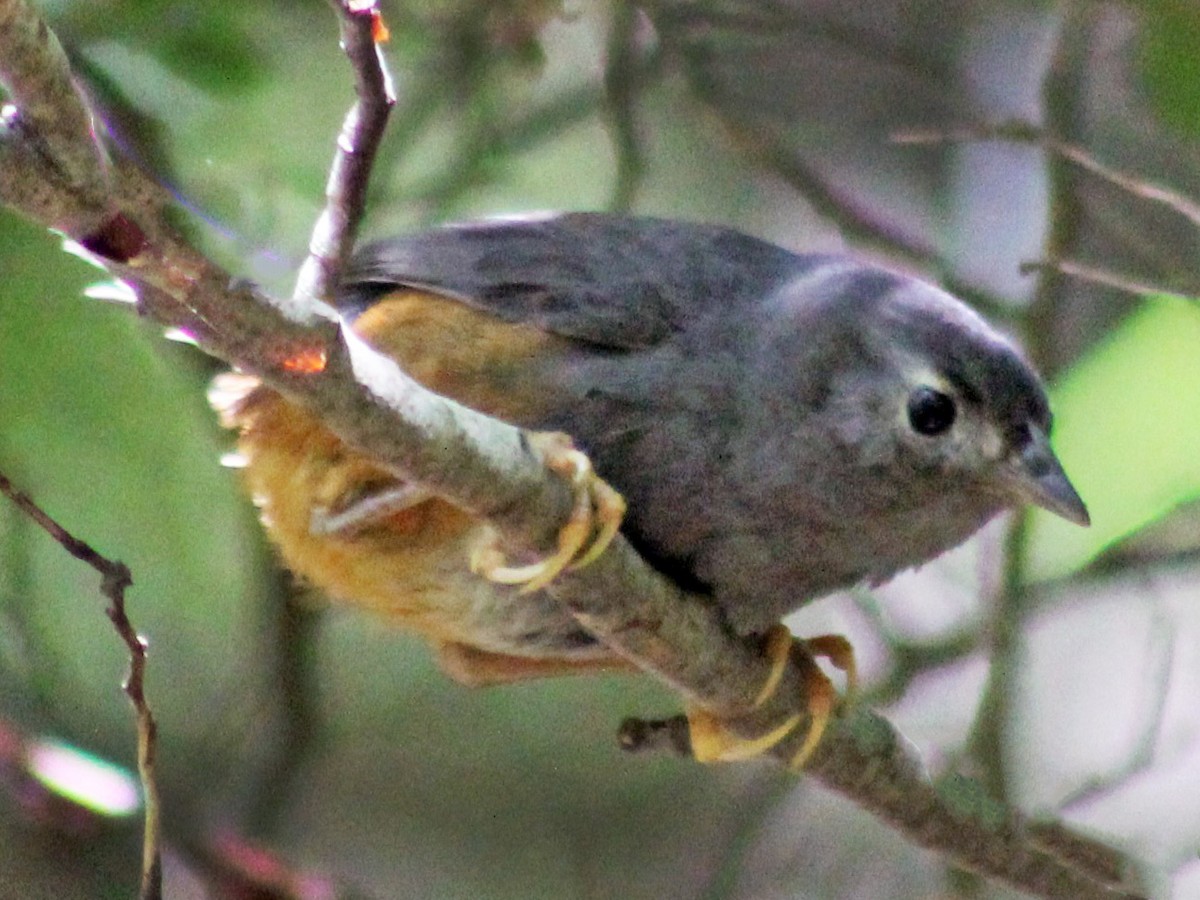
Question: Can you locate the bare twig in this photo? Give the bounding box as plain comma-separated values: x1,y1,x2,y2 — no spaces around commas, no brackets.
293,0,396,308
1051,139,1200,229
893,120,1200,231
0,2,1147,897
0,471,161,900
1021,258,1195,301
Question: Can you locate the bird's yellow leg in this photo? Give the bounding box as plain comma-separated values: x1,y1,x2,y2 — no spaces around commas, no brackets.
687,626,857,769
471,432,626,593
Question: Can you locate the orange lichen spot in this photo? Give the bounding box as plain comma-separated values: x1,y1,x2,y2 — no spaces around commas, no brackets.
280,346,328,374
371,10,390,43
346,0,389,41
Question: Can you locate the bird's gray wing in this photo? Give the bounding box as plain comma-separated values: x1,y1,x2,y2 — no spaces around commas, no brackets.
338,212,809,349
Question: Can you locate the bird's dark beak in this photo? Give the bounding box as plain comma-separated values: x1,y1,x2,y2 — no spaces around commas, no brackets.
1006,425,1090,526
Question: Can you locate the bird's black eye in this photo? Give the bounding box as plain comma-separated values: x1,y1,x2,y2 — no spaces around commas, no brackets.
907,387,957,436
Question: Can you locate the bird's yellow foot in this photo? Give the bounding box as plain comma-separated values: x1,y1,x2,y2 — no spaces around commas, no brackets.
687,626,857,769
471,432,626,593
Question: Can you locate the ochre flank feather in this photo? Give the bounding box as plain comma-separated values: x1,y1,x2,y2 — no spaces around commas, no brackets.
218,374,483,643
215,289,623,681
350,289,578,425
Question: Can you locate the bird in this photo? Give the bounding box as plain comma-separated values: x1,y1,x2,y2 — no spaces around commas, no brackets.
212,212,1089,766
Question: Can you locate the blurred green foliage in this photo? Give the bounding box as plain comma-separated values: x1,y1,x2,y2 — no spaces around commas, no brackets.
1032,297,1200,579
1137,0,1200,135
0,213,270,767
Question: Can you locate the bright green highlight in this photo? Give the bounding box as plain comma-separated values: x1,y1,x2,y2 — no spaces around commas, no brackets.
1030,295,1200,580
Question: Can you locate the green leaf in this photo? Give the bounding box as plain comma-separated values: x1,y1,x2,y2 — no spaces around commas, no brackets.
1028,295,1200,580
1137,1,1200,137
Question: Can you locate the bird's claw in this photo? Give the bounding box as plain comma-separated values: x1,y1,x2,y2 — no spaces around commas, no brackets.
687,626,857,769
471,432,626,593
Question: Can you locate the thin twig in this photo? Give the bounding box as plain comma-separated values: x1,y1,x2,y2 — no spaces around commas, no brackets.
1022,258,1195,301
293,0,396,309
0,470,161,900
893,120,1200,230
895,114,1200,308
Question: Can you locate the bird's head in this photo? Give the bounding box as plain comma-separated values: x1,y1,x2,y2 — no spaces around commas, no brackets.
757,261,1089,534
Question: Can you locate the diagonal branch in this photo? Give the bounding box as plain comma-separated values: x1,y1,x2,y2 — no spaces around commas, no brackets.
0,0,110,225
0,2,1146,897
893,120,1200,238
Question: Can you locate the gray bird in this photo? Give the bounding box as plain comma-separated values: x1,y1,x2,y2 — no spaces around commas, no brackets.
218,213,1088,759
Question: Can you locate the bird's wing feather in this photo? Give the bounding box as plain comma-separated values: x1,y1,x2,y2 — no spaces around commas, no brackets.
339,213,806,349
